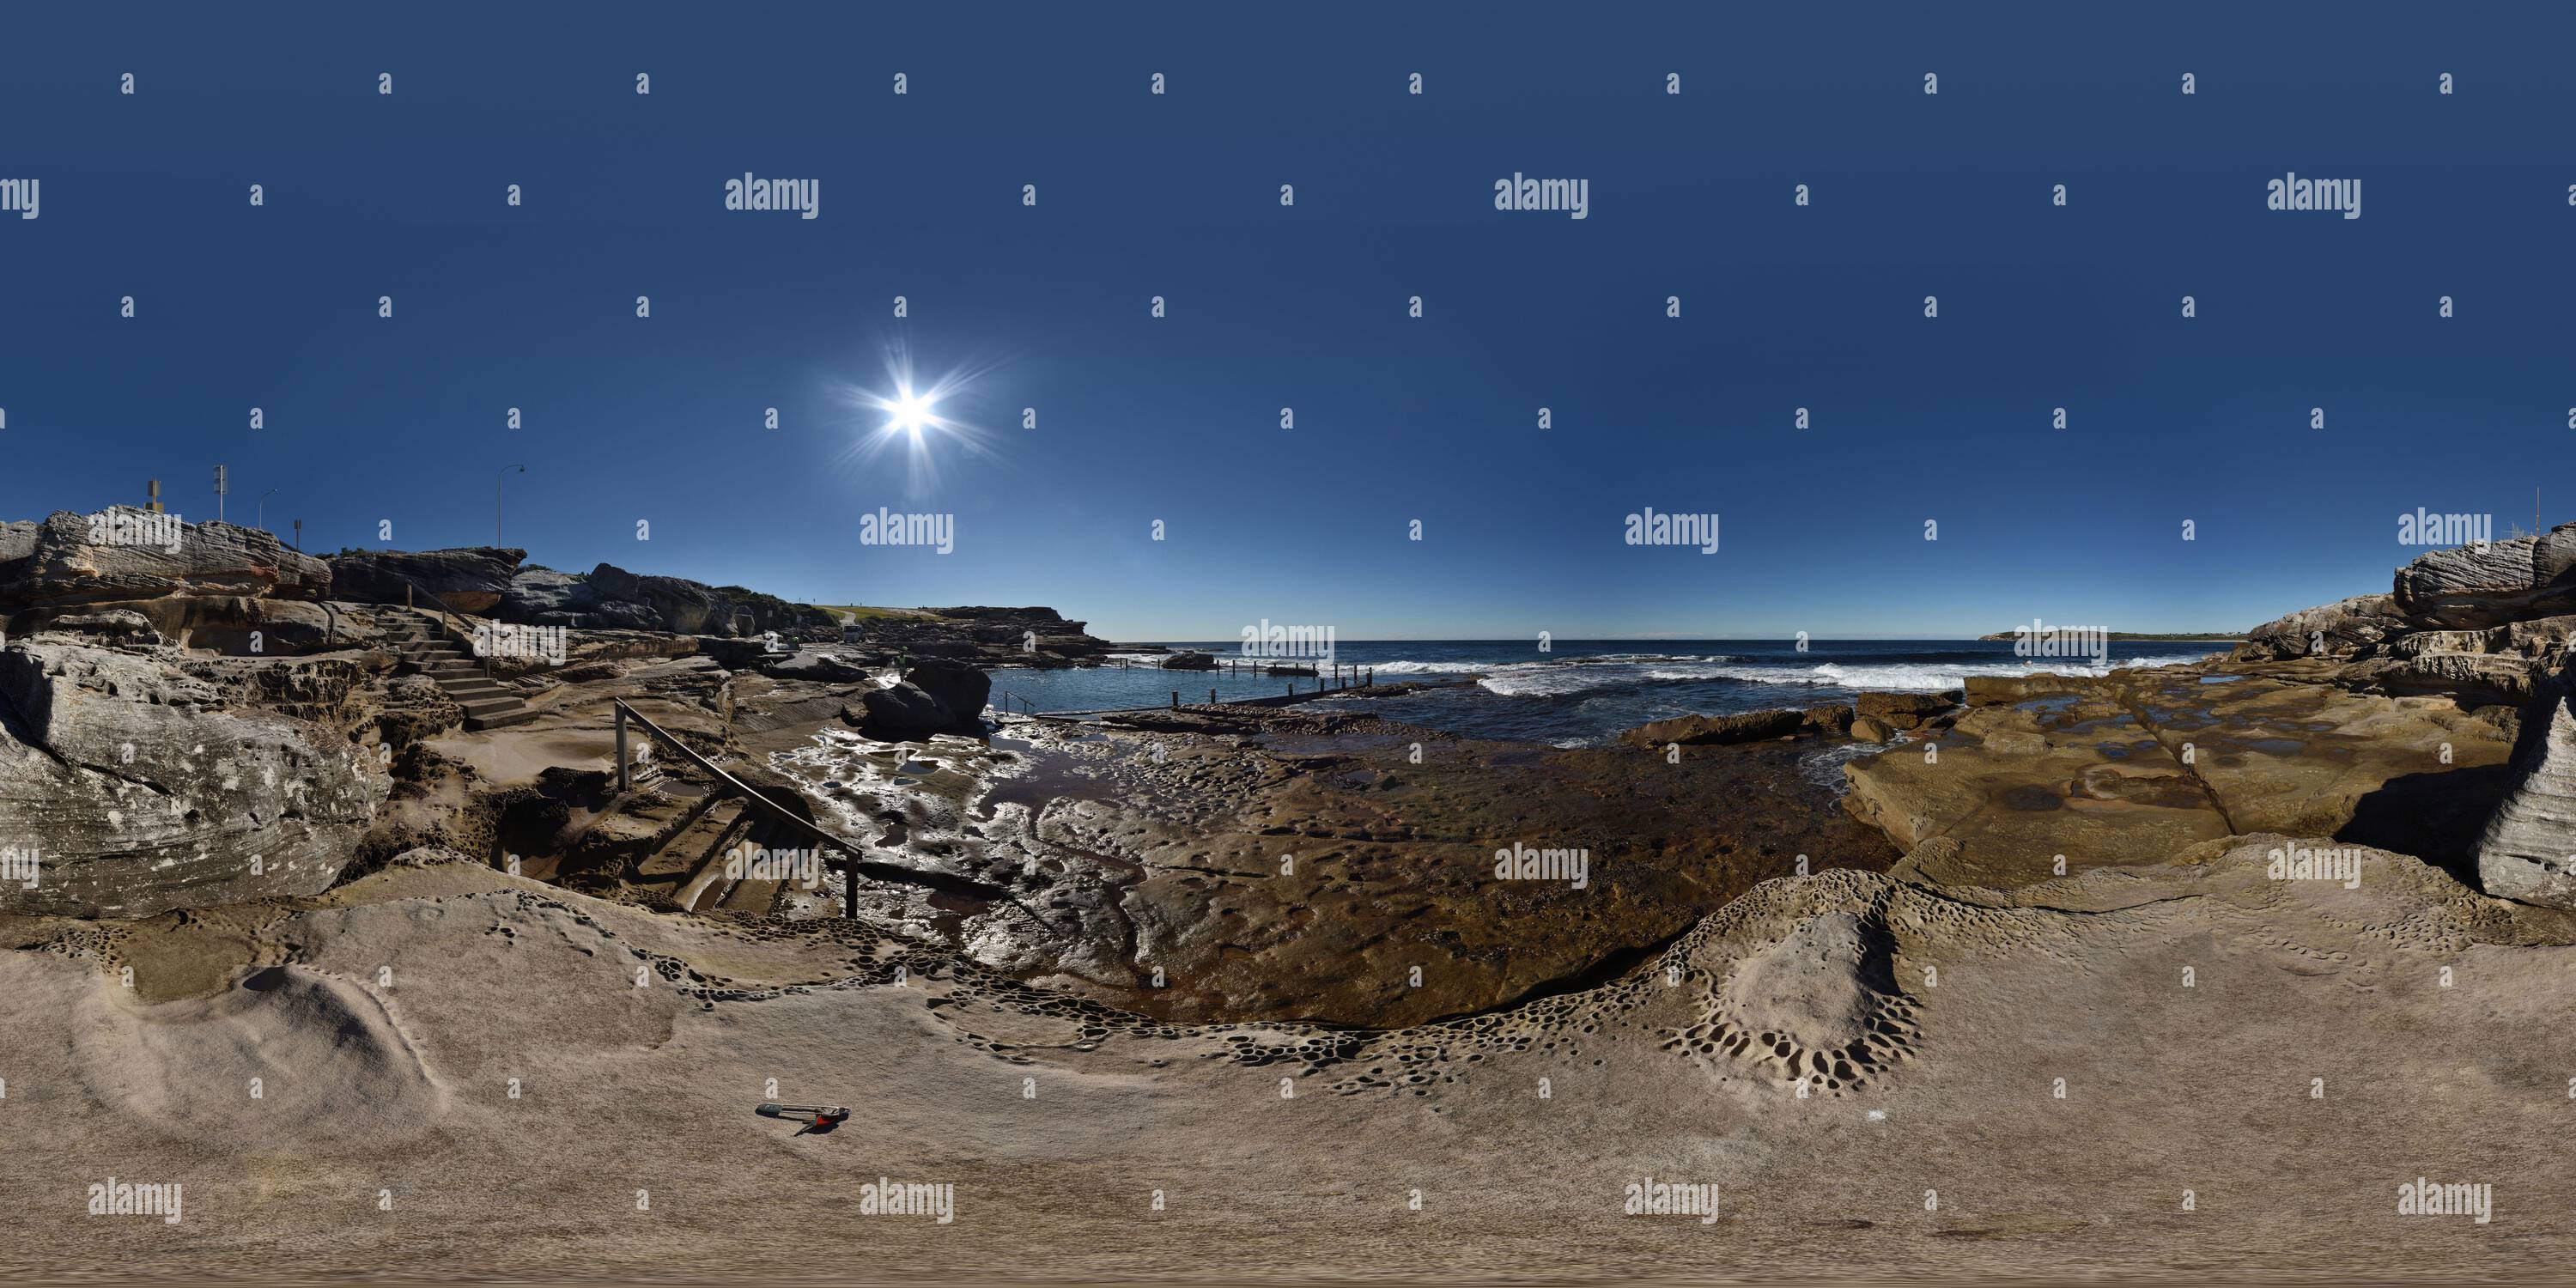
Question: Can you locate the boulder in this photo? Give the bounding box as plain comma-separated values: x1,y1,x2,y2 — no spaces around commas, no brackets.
1161,652,1218,671
2392,524,2576,630
902,658,991,716
329,548,524,613
2238,593,2406,659
0,639,389,917
852,660,992,738
1801,703,1855,736
0,509,330,609
1848,716,1895,744
1619,708,1805,749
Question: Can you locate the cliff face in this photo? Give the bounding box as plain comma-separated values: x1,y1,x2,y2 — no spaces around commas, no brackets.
0,508,330,610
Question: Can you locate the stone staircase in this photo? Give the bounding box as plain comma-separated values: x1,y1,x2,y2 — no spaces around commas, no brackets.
382,611,538,730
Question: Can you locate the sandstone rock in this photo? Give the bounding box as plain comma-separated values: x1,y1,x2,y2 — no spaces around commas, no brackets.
497,567,587,621
1848,716,1895,743
1802,703,1854,736
2392,524,2576,629
1963,675,2090,707
1161,652,1218,671
1856,691,1958,721
330,548,524,614
40,609,161,647
507,563,835,638
1619,708,1804,749
2476,666,2576,909
0,509,329,611
2238,593,2405,659
0,639,388,917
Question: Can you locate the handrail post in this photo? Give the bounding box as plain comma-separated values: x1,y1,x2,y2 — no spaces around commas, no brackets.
615,702,629,793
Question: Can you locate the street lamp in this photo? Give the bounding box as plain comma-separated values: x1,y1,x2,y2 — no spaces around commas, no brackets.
257,489,278,533
497,464,526,547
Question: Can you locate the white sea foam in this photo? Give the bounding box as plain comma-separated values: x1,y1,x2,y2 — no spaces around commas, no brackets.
1468,652,2215,697
1371,659,1489,675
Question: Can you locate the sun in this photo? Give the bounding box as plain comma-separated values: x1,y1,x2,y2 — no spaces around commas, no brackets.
892,393,934,437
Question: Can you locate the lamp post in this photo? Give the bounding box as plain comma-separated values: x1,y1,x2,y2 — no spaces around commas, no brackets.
498,464,526,547
257,489,278,533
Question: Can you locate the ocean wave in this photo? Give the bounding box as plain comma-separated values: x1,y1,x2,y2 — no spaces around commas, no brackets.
1782,653,2218,691
1474,665,1631,697
1471,651,2216,697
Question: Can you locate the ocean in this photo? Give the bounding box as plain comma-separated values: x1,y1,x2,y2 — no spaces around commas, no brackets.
986,639,2230,747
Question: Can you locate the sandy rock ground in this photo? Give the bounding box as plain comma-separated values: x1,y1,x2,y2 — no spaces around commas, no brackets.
7,823,2576,1281
11,641,2576,1283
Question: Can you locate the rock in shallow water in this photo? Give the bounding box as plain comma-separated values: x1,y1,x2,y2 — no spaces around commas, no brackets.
1619,708,1804,748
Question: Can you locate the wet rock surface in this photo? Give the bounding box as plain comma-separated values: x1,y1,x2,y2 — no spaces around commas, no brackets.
763,704,1896,1027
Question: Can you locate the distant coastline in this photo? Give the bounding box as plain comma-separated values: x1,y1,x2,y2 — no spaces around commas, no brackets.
1977,631,2245,641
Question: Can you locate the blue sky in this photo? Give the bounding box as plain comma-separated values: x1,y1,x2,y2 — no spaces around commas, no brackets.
3,3,2570,640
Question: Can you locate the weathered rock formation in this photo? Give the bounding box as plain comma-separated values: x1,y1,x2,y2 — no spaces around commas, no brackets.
329,547,522,613
574,564,831,637
0,635,389,917
0,508,329,623
843,606,1120,668
2476,658,2576,908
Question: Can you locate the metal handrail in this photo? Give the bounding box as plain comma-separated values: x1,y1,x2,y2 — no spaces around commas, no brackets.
609,697,1006,914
